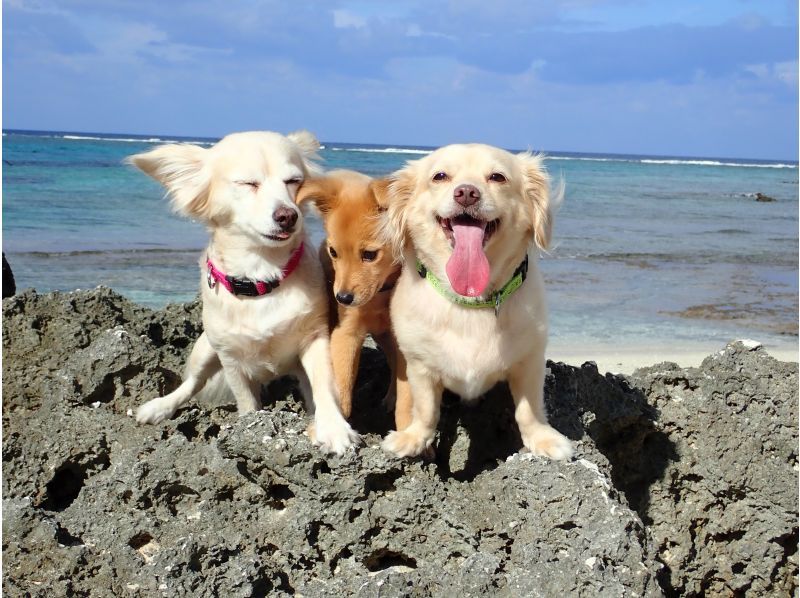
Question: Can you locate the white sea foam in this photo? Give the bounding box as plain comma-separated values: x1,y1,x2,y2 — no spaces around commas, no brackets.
547,155,796,169
547,156,620,163
62,134,167,143
330,147,432,155
53,133,214,146
639,158,797,169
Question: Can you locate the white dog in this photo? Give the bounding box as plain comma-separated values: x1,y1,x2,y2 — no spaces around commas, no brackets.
128,131,358,454
377,143,572,460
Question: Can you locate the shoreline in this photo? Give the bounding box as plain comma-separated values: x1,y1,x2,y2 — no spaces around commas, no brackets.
548,339,799,375
4,282,797,378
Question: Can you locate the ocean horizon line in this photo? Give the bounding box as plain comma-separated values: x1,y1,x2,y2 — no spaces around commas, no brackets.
4,128,797,168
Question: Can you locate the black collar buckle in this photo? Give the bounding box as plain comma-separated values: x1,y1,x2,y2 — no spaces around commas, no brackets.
227,276,260,297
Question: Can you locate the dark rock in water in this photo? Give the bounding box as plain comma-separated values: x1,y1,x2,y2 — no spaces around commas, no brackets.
755,192,776,202
2,289,797,597
3,253,16,298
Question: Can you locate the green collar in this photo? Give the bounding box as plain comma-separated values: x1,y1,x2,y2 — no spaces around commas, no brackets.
415,255,529,315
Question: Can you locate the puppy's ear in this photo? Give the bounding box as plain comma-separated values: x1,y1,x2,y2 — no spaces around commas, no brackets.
126,144,212,220
295,177,339,215
378,166,417,262
369,178,392,211
518,152,556,250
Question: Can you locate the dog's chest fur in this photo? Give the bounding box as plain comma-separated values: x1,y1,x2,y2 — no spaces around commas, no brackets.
392,262,548,400
200,265,327,379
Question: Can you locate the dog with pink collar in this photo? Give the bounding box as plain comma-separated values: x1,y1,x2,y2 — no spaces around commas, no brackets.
128,131,359,455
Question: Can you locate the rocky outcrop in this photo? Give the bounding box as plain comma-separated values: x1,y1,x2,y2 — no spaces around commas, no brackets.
2,288,797,596
631,343,798,596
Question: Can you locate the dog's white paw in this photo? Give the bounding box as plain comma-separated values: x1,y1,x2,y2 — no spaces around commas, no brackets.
136,398,177,425
311,416,360,455
521,425,573,460
382,428,434,458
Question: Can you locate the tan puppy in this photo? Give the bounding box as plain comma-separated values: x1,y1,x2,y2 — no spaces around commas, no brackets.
377,143,572,460
297,170,412,430
128,131,358,455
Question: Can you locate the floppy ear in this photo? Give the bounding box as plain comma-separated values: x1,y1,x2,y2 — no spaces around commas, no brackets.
295,176,339,215
378,165,417,262
518,152,556,250
287,129,322,175
126,144,212,220
287,129,320,155
369,178,392,211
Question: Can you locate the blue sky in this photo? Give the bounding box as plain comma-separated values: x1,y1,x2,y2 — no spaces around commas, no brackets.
3,0,798,159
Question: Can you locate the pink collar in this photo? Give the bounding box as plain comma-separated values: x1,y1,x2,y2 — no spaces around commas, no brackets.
206,243,305,297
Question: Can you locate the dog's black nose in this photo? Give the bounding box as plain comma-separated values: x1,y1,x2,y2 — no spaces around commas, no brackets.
335,291,354,305
273,206,299,230
453,184,481,207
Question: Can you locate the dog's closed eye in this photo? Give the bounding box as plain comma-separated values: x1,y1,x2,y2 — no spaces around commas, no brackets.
284,177,302,187
236,180,260,190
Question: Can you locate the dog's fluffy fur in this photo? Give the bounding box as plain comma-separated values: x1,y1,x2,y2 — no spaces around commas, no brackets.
297,170,412,430
128,131,358,454
377,143,572,460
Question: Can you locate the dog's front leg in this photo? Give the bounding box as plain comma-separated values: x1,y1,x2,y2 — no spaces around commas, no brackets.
392,351,413,432
382,360,441,457
507,351,573,460
375,334,413,431
300,334,360,455
329,323,365,419
137,332,221,424
219,359,262,414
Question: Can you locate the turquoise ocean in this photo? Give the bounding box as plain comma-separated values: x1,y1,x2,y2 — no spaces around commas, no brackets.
3,130,798,359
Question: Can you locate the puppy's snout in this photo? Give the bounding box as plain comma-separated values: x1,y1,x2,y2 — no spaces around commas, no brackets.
453,184,481,207
335,291,354,306
273,206,299,230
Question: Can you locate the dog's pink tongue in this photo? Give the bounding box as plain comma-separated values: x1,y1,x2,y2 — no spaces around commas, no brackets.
446,222,490,297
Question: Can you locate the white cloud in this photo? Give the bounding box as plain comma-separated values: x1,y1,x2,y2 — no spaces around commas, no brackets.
744,61,799,88
4,0,65,14
332,9,367,29
774,61,799,87
404,22,455,40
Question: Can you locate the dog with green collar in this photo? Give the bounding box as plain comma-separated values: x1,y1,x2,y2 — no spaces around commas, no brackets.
416,255,529,316
375,142,573,461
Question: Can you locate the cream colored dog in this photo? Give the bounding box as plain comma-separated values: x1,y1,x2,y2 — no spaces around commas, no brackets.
128,131,359,455
378,143,572,460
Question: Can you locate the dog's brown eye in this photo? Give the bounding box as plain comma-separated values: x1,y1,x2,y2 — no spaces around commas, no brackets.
488,172,507,183
432,172,449,182
328,246,338,258
361,249,378,262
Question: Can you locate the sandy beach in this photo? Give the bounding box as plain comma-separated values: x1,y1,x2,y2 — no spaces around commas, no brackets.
548,339,799,375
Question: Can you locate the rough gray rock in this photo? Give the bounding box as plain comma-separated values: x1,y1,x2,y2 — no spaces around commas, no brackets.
2,288,797,596
630,342,798,596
